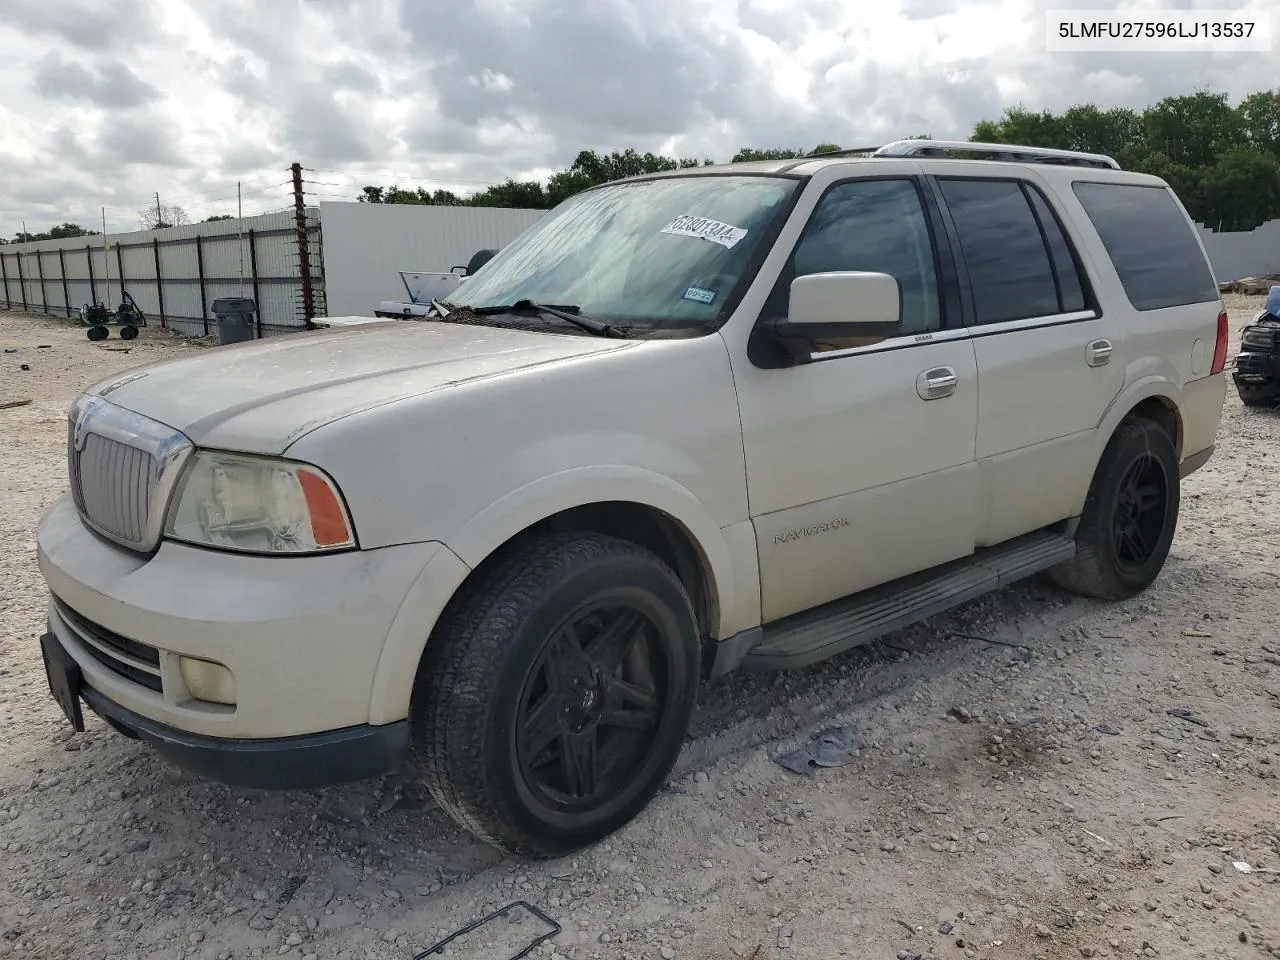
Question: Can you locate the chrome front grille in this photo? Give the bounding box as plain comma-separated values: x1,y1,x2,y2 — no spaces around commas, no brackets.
1241,328,1276,352
70,432,161,544
66,394,194,552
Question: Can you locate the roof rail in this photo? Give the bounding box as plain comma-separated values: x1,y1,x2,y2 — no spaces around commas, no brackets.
872,139,1121,170
801,146,883,159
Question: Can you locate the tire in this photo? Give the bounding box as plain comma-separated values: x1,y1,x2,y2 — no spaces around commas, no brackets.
86,325,109,341
1050,417,1180,601
1234,378,1277,408
413,531,700,857
119,325,139,340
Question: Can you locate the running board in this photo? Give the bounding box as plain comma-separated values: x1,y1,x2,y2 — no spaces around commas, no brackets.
738,530,1076,672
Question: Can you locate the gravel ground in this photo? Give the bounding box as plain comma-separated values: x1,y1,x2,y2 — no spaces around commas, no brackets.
1,300,1278,960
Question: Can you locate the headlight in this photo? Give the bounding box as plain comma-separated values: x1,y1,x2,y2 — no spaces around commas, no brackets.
165,451,356,554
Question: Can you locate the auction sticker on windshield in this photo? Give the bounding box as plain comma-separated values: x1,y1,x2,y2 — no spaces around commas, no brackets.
660,215,748,249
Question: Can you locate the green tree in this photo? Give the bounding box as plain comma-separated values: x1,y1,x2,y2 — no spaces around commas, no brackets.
1238,90,1280,159
203,214,235,222
1143,91,1242,170
732,147,805,162
973,107,1071,148
1200,146,1280,231
12,222,100,242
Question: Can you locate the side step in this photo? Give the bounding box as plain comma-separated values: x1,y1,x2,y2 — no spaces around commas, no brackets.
740,530,1076,671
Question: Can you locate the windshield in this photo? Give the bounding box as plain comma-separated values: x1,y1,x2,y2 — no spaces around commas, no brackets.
446,175,799,331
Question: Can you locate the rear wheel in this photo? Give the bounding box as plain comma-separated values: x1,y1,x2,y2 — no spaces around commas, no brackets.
1051,417,1180,601
86,325,108,341
119,325,139,340
1234,378,1278,408
413,531,700,857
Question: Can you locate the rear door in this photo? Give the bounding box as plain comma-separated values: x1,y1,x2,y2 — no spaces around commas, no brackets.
927,170,1126,546
1068,179,1226,461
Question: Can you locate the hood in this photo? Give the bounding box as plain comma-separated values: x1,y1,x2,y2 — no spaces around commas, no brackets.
85,320,637,453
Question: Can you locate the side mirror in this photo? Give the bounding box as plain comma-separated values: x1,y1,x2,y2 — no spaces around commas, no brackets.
774,271,902,342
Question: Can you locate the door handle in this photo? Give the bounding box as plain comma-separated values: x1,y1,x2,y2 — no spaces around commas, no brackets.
1086,338,1113,367
916,366,958,401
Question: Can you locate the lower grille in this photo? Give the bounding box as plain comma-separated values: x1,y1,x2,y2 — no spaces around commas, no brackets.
53,597,163,694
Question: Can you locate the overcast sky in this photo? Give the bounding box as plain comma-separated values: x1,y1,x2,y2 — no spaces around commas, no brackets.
0,0,1274,236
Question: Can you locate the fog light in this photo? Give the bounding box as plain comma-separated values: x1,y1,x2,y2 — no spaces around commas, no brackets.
179,657,236,705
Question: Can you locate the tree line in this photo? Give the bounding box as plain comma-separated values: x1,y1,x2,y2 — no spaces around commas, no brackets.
357,91,1280,232
973,91,1280,231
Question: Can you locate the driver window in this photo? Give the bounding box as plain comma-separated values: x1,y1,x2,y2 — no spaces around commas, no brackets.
770,178,942,352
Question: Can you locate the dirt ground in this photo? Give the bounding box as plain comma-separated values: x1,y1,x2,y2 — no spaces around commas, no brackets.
1,300,1278,960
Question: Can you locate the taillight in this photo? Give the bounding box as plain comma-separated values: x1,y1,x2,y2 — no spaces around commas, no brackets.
1210,308,1229,375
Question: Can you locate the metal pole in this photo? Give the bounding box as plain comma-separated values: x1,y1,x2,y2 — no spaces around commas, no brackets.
155,192,163,230
291,162,316,328
0,251,10,308
102,208,112,307
15,249,28,311
58,247,71,317
237,181,246,297
86,244,96,305
248,228,262,338
195,234,209,335
116,242,125,306
36,248,49,314
152,237,166,327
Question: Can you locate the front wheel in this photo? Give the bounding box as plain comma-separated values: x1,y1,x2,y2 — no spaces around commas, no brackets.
1051,417,1180,600
413,532,700,857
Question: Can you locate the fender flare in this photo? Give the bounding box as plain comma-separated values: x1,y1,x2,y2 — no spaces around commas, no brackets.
366,466,739,725
1091,376,1184,465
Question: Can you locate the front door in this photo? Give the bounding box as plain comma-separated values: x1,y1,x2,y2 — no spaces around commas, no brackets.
729,172,981,623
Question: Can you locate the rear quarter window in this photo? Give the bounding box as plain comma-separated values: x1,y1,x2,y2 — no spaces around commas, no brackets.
1071,181,1218,311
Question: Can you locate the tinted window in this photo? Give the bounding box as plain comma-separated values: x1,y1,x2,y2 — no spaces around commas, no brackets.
939,179,1060,324
1072,182,1218,311
1025,185,1086,313
784,179,941,341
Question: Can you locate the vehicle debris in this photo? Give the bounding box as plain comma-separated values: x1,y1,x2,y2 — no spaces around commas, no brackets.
774,724,864,774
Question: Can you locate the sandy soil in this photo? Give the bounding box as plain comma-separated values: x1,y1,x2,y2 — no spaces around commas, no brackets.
1,300,1277,960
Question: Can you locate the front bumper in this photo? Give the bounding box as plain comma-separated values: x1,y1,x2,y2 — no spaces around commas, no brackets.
42,624,408,789
36,494,441,752
1233,350,1280,382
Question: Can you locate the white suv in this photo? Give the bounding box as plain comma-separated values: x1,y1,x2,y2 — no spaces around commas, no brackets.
37,140,1228,857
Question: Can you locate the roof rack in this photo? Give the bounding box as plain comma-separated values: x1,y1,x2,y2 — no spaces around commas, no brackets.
871,139,1121,170
801,146,883,159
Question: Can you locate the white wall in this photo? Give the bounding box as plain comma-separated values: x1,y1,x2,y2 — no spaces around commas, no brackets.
318,202,545,317
1195,219,1280,282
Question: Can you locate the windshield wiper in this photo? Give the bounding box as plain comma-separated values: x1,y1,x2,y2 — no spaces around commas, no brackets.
431,299,623,338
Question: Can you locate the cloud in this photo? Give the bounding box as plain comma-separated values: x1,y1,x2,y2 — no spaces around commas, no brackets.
3,0,161,51
0,0,1275,236
33,53,162,108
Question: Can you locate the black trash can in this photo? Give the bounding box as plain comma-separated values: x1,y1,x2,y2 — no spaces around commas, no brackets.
211,297,257,345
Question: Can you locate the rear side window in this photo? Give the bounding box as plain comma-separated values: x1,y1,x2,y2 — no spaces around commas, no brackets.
938,179,1061,324
1072,182,1218,311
